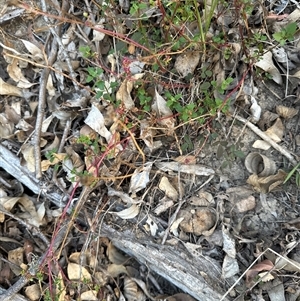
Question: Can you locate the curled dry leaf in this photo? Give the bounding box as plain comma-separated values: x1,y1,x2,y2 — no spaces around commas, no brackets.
145,216,158,236
116,73,144,109
254,50,282,84
247,169,287,193
245,152,276,177
264,118,284,142
151,89,175,135
107,242,128,264
170,217,184,237
114,204,140,219
107,263,128,278
249,95,262,123
123,276,138,301
20,39,44,61
84,104,112,143
159,176,178,200
245,259,274,287
129,162,152,194
7,58,34,89
276,105,299,119
0,77,23,97
93,18,106,41
108,187,141,204
178,207,216,236
153,197,174,215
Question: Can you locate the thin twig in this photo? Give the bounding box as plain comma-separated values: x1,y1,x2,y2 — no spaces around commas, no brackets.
40,0,79,91
34,38,58,178
233,114,298,166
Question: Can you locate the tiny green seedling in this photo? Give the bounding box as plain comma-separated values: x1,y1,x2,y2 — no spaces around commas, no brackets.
283,162,300,187
273,22,298,45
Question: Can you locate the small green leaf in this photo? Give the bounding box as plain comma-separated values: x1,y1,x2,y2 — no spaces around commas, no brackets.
216,144,224,159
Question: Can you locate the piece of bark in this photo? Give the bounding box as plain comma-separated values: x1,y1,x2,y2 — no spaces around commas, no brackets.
0,286,29,301
0,143,65,208
99,226,229,301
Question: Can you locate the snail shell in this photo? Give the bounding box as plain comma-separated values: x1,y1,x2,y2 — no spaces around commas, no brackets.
245,152,276,177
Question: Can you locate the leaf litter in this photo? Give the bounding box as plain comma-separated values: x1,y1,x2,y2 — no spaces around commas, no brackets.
0,0,299,301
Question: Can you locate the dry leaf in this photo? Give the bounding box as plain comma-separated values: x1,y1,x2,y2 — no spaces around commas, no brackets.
114,204,140,219
145,216,158,236
20,39,44,61
107,187,141,204
174,51,200,77
159,176,178,200
178,207,216,236
123,277,138,301
276,105,299,119
174,155,197,164
129,162,152,194
252,140,271,150
8,247,24,275
245,259,274,287
84,104,112,143
264,118,284,142
7,58,34,88
80,290,98,301
116,73,144,109
93,18,106,42
222,254,239,278
152,89,175,135
254,50,282,84
245,152,276,177
153,197,174,215
170,217,184,236
107,242,128,264
235,196,256,212
24,284,41,301
107,263,128,277
67,262,92,281
247,169,287,193
0,77,23,97
249,95,261,123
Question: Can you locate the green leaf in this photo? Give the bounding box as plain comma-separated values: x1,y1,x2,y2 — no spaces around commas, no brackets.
234,150,245,158
216,144,224,159
200,81,211,91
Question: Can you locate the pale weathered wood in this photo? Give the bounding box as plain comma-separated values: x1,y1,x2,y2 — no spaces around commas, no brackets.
0,143,65,208
100,226,229,301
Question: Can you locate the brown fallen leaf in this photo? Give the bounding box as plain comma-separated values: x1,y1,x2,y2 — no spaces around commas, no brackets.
245,259,274,287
